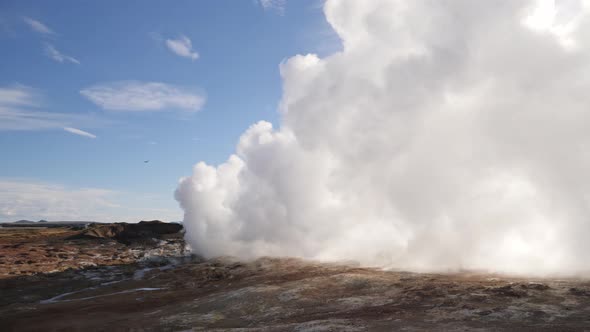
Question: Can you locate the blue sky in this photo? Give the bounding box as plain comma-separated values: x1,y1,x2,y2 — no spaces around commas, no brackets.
0,0,340,222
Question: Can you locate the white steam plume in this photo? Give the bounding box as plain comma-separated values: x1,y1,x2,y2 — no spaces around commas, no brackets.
176,0,590,275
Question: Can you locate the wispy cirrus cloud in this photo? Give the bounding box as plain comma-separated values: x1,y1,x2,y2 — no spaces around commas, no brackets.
0,85,98,131
80,81,206,112
22,16,55,35
259,0,286,14
0,85,39,107
165,35,199,60
23,18,80,65
44,43,80,64
64,127,96,138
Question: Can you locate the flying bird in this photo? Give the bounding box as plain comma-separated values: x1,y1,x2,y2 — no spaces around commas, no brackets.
144,160,149,163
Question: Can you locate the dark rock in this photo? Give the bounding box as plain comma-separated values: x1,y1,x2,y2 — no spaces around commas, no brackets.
520,282,549,290
569,287,590,296
486,285,526,298
73,221,183,245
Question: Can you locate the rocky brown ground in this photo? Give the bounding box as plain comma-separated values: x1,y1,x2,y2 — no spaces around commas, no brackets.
2,226,590,331
0,224,184,278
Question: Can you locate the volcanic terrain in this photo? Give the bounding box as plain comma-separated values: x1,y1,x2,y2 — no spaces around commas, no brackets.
1,223,590,331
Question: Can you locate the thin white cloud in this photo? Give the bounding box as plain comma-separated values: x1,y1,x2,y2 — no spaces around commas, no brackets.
165,35,199,60
0,84,39,107
259,0,286,14
80,81,206,112
0,179,181,222
0,85,98,131
44,43,80,64
64,127,96,138
22,17,55,35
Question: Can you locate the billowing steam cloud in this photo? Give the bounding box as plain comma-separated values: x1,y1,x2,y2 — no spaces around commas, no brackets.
177,0,590,275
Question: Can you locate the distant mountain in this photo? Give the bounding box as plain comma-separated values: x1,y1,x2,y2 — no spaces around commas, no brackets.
13,220,34,224
10,220,97,224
